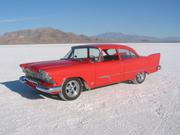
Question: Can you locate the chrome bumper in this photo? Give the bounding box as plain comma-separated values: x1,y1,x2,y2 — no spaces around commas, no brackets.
19,76,62,94
157,65,161,70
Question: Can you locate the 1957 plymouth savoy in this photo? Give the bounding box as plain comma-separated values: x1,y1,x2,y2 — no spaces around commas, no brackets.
20,44,161,100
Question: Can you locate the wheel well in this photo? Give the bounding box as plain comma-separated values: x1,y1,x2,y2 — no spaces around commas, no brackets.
137,71,148,75
64,77,90,91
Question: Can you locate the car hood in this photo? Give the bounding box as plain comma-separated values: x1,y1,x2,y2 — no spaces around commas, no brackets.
24,59,88,72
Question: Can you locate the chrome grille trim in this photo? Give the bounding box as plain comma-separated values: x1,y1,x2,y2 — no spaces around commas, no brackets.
24,68,40,79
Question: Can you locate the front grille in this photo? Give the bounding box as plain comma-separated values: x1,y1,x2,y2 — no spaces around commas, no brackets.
24,68,53,84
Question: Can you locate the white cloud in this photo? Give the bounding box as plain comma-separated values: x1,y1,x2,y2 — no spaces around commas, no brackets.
0,16,50,24
0,19,19,23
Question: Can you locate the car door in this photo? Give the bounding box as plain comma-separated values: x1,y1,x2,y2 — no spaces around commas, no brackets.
118,49,145,81
94,48,123,87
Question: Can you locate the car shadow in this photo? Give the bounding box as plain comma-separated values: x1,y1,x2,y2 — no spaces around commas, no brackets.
1,80,133,100
0,80,61,100
122,80,133,84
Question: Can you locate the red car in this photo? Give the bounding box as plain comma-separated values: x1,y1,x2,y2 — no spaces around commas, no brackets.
20,44,161,100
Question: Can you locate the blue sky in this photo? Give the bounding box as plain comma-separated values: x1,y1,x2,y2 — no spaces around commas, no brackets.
0,0,179,37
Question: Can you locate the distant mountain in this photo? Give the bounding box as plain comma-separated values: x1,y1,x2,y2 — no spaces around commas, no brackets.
0,28,179,44
93,32,180,42
162,37,180,42
0,27,104,45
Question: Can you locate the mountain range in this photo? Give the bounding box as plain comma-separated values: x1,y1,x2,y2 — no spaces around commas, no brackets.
94,32,180,42
0,27,179,44
0,28,104,44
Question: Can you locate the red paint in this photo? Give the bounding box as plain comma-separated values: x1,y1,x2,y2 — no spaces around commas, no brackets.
20,44,161,94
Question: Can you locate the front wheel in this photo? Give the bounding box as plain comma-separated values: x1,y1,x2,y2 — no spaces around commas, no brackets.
132,72,146,84
59,78,82,100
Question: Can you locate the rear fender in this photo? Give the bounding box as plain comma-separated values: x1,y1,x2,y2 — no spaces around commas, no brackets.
146,53,161,73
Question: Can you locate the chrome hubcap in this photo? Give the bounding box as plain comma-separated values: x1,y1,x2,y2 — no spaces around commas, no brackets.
137,73,145,82
65,80,80,98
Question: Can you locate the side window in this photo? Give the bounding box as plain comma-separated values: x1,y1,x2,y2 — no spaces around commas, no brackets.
73,48,88,58
102,49,119,61
89,48,100,58
118,49,137,60
107,49,117,55
89,48,100,61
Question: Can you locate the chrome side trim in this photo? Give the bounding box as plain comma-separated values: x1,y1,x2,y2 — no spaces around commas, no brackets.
98,66,161,79
99,75,111,79
19,76,62,94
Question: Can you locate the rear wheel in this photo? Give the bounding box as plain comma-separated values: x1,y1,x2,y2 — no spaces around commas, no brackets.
132,72,146,84
59,78,82,100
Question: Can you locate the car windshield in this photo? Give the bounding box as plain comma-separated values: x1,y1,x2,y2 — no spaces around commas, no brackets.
63,47,100,61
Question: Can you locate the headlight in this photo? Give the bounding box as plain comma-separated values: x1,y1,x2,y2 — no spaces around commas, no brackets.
21,66,25,73
38,70,55,84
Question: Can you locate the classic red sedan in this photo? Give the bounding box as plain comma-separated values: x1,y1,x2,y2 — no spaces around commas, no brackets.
20,44,161,100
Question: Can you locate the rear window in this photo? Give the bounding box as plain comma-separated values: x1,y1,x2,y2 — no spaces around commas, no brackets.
118,49,137,59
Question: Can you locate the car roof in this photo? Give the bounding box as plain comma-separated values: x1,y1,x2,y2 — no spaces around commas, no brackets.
72,44,139,56
72,44,131,50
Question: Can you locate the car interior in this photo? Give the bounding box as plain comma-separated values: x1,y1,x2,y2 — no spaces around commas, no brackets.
102,49,119,61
